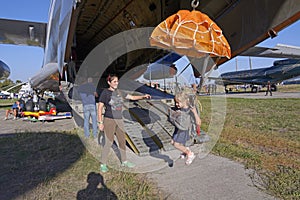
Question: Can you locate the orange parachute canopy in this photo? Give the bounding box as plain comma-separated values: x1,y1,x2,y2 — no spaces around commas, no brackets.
150,10,231,59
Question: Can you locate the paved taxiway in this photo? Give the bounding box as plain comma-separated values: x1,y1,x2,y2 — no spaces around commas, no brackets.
0,109,277,199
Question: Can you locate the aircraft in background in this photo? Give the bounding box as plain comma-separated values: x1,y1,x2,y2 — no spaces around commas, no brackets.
209,44,300,92
209,44,300,93
0,60,10,80
211,58,300,93
143,53,181,80
282,76,300,85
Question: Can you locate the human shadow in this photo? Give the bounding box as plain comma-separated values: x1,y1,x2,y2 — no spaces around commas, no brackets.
123,106,173,166
77,172,118,200
0,132,84,200
142,130,173,167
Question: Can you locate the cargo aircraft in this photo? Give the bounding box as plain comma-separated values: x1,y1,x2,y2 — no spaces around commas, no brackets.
1,0,300,91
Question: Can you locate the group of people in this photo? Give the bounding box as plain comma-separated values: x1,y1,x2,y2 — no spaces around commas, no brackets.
4,100,24,120
79,74,201,173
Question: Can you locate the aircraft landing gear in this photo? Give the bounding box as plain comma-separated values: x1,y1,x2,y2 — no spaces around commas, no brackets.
251,86,258,93
271,84,277,91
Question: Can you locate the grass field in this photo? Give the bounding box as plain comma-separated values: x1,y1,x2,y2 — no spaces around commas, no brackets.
199,83,300,94
200,96,300,199
0,95,299,199
277,84,300,92
0,99,15,109
0,132,163,199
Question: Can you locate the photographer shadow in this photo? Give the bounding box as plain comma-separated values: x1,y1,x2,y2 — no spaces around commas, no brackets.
77,172,118,200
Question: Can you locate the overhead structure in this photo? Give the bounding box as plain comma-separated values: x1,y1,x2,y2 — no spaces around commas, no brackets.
2,0,300,91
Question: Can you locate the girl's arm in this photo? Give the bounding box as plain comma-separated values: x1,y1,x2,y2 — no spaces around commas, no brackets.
191,107,201,126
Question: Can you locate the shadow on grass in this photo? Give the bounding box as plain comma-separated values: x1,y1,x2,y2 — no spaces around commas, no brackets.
0,132,84,200
77,172,118,200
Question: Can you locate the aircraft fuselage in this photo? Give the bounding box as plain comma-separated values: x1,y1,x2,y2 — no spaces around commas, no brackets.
220,59,300,85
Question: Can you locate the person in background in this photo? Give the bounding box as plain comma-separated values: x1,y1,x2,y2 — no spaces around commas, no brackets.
77,77,99,139
265,81,272,96
4,100,24,120
98,74,151,173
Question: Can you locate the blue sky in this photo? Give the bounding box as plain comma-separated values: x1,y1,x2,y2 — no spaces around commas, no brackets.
220,21,300,74
0,0,300,82
0,0,50,82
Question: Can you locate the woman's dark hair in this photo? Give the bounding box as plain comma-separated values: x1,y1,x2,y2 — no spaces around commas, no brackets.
107,74,118,82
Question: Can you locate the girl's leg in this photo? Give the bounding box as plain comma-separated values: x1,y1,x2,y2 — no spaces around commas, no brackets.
173,142,190,155
173,142,195,165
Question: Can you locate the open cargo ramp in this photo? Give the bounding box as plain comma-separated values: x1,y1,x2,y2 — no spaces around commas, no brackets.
123,99,175,156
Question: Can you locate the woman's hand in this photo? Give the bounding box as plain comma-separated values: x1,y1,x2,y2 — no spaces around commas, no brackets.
143,94,151,99
98,123,104,131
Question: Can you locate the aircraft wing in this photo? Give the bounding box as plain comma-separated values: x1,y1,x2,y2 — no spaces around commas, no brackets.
143,53,182,80
0,18,46,47
240,44,300,59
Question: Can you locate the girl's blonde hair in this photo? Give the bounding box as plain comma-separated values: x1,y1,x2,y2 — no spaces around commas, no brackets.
174,89,190,106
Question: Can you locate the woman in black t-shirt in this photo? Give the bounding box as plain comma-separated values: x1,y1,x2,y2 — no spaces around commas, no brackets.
98,75,151,173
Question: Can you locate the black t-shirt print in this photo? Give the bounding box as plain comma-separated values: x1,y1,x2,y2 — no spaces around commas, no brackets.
99,89,124,119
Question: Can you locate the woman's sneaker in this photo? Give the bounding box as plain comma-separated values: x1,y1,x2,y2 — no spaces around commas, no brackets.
121,161,135,168
100,164,108,173
185,152,195,165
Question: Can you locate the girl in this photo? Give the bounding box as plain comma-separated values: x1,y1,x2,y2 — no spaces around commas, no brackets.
169,90,200,165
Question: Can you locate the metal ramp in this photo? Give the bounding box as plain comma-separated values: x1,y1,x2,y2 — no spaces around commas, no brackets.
123,100,175,156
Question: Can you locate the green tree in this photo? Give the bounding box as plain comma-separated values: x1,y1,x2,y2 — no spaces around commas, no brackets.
0,79,14,89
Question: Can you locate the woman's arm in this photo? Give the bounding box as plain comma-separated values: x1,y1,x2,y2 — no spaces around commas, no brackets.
125,94,151,100
98,102,105,131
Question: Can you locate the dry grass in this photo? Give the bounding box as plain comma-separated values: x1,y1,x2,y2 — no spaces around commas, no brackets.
0,131,164,200
277,84,300,92
199,96,300,199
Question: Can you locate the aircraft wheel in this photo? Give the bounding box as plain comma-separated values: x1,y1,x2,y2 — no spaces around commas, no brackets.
271,84,277,91
25,100,34,111
39,100,47,111
251,87,258,93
